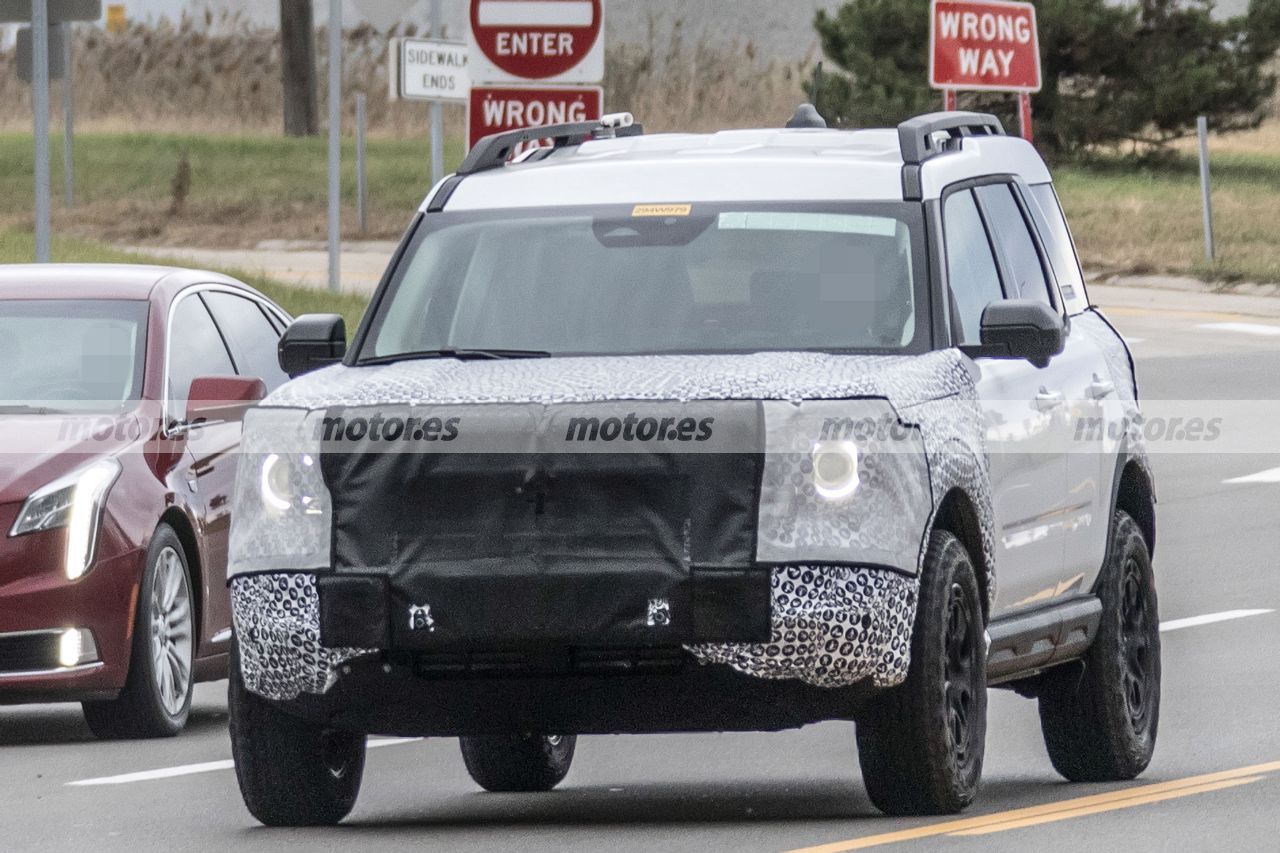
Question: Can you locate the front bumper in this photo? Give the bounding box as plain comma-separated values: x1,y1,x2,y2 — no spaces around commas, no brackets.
231,565,919,710
0,524,143,699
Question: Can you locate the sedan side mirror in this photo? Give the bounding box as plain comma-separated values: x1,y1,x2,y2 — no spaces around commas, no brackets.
185,376,267,425
974,300,1066,369
279,314,347,379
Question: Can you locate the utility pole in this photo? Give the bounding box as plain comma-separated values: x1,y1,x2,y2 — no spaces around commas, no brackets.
62,21,73,208
327,0,342,291
429,0,444,185
280,0,318,136
32,0,51,262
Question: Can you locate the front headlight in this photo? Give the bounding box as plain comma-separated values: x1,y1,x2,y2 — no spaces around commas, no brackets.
228,409,332,577
260,452,324,516
9,458,121,580
757,400,932,572
812,440,861,501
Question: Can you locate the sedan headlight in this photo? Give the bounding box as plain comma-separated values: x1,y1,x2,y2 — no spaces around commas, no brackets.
9,458,121,580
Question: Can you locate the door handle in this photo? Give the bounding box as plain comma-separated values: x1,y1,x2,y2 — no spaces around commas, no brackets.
1088,377,1116,400
1035,388,1066,412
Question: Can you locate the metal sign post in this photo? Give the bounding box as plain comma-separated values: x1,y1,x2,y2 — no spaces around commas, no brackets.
356,91,368,235
391,36,468,183
62,20,73,207
327,0,342,292
32,0,51,262
430,0,444,185
3,0,102,260
1197,116,1215,265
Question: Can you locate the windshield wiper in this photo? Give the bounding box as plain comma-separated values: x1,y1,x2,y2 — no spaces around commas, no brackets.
360,349,553,366
0,405,69,415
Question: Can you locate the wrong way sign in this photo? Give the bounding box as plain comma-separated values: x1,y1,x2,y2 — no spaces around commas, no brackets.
930,0,1041,93
468,84,602,149
469,0,604,84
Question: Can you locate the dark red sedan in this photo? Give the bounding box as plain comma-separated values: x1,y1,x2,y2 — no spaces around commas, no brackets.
0,265,292,738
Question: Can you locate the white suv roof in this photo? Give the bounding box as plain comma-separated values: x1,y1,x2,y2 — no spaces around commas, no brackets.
424,112,1053,213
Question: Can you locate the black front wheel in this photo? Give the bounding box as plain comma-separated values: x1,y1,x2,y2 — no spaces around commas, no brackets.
228,641,367,826
856,529,987,816
460,734,576,793
1038,510,1160,782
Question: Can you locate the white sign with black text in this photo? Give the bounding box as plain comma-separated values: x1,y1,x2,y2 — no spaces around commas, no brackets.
393,38,470,103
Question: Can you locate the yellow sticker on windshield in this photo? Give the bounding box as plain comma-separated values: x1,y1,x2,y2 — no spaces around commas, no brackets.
632,204,693,217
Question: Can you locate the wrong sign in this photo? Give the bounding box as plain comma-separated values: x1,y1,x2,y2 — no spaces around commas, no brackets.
930,0,1041,93
468,85,603,150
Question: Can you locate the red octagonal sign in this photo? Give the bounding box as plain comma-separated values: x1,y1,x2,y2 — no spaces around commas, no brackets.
470,0,604,82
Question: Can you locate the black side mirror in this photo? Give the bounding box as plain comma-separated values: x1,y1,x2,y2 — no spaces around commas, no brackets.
279,314,347,379
973,300,1066,369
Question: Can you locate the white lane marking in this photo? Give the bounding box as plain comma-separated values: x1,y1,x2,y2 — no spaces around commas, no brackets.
1161,610,1275,633
1224,467,1280,485
1199,322,1280,337
63,610,1276,787
66,738,420,787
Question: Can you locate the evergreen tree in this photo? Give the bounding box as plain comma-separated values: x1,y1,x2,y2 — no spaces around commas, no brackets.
812,0,1280,153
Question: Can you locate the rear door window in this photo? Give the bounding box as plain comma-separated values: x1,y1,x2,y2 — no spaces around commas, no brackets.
202,292,290,391
168,294,236,410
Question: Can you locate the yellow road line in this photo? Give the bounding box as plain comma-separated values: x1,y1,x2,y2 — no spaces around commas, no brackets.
786,761,1280,853
950,776,1263,836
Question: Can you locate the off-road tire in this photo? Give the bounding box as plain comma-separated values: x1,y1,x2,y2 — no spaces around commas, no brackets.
460,734,577,793
856,530,987,816
228,641,367,826
1038,510,1160,782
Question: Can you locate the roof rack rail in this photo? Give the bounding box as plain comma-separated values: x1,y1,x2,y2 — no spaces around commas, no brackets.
457,112,644,176
897,111,1005,201
897,111,1005,166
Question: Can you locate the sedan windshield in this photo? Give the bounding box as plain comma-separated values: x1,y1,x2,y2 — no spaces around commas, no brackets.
0,300,148,411
361,203,928,361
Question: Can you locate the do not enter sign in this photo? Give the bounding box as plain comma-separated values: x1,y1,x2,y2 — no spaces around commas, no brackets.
469,0,605,84
930,0,1041,93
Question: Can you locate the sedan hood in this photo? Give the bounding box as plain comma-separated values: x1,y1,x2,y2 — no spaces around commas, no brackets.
0,412,142,504
266,350,968,412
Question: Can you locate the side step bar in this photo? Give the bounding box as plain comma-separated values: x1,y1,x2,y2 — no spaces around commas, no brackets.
986,596,1102,685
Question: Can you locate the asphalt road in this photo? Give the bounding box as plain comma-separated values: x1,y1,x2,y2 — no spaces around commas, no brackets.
4,287,1279,853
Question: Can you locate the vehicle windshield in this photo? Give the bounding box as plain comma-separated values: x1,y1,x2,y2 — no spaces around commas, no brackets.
0,300,148,412
360,203,928,361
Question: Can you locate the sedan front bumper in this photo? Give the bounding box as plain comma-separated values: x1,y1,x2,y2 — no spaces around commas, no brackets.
0,522,143,700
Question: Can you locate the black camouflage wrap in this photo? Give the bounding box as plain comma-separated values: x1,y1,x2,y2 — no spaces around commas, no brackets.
230,350,1001,700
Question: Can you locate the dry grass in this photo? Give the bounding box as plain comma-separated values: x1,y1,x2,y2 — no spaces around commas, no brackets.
1056,129,1280,283
2,19,1278,282
0,13,465,137
606,20,811,132
0,15,809,136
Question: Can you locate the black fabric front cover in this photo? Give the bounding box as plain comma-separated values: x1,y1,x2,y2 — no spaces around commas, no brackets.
320,402,765,649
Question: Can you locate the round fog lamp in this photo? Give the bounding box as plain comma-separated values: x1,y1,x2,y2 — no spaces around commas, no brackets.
812,441,861,500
